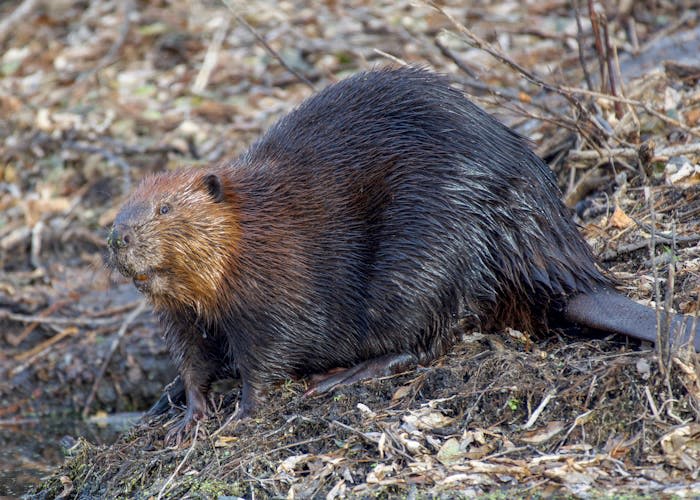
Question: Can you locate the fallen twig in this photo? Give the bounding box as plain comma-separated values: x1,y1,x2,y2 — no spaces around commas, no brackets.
560,86,700,139
1,310,124,327
12,327,79,364
82,300,147,418
7,299,72,347
429,2,590,126
522,391,556,430
157,421,200,500
600,233,700,261
434,37,477,78
600,12,623,119
64,140,133,193
192,15,230,94
373,49,408,67
644,385,661,420
331,419,414,462
588,0,606,91
0,0,41,45
574,0,593,91
88,300,144,318
221,0,315,90
77,0,134,82
568,142,700,162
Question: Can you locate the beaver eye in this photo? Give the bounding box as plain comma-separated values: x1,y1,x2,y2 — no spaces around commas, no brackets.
159,204,171,215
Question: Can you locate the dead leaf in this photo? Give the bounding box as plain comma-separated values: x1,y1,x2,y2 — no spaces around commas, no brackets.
22,196,71,226
520,421,565,444
278,454,311,474
463,443,496,460
636,358,651,380
609,206,634,229
660,423,700,472
214,435,239,447
686,107,700,126
666,161,700,187
193,100,239,123
366,463,395,483
55,475,74,499
391,384,412,401
437,437,464,466
518,91,532,104
453,460,529,476
402,408,454,431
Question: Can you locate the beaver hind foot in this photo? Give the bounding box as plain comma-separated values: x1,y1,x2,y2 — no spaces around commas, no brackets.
306,353,418,395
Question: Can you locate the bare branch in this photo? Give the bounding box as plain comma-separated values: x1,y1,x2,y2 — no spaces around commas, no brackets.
0,0,41,45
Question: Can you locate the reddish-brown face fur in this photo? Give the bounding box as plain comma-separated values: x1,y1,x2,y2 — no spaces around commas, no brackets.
108,169,240,317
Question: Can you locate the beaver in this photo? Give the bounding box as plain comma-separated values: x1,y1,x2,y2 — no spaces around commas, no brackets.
108,67,699,443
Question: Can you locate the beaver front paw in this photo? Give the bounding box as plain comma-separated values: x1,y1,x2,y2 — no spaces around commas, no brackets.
164,386,209,447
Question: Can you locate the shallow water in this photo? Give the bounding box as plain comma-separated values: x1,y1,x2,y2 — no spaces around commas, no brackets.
0,413,140,497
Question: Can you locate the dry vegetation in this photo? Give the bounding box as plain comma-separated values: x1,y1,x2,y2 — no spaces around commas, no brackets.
1,0,699,497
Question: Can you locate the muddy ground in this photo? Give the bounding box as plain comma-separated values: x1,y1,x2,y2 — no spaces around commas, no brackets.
1,0,699,497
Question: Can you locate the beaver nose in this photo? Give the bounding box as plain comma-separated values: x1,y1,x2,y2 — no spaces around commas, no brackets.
108,226,131,250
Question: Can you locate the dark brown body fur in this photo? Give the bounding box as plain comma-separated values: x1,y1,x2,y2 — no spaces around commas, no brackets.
108,68,699,441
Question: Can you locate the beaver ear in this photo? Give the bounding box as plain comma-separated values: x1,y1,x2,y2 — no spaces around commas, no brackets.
203,173,224,203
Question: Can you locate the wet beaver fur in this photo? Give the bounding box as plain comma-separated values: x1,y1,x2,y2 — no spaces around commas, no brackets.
108,67,700,443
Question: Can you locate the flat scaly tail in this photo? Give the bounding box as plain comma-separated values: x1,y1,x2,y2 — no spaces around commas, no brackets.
565,288,700,352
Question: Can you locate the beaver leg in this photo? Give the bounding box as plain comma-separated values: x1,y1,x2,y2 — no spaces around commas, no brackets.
232,377,257,418
160,317,219,445
162,372,256,445
306,353,418,395
164,382,209,446
565,288,700,352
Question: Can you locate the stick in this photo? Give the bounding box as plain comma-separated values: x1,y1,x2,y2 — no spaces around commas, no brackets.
600,233,700,261
12,327,79,365
0,0,41,45
82,301,147,418
373,49,408,67
7,299,71,347
588,0,606,91
1,310,123,327
192,16,230,94
428,2,589,121
574,0,593,91
76,0,134,82
600,13,623,119
157,421,200,500
567,142,700,162
522,391,556,429
221,0,315,90
560,86,700,139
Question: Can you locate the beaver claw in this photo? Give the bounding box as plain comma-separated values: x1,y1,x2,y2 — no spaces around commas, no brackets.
162,384,210,446
162,380,259,446
164,405,208,447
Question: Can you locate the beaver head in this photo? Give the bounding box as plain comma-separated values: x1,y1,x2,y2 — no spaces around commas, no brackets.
107,169,239,315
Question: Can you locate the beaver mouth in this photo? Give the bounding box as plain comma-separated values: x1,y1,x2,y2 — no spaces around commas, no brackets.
132,271,153,291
